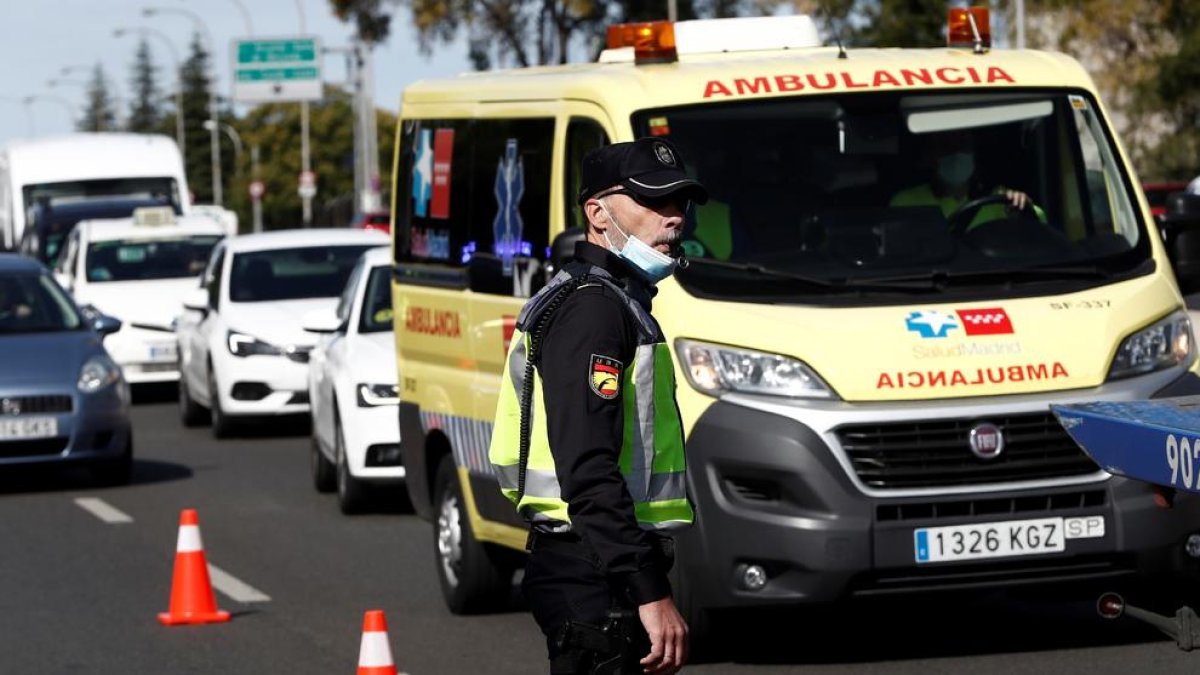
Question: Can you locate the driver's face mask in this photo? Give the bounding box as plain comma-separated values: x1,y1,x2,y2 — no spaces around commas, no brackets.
937,152,975,187
598,198,677,284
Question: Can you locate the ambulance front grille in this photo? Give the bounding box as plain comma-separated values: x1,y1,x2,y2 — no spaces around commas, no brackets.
836,412,1100,489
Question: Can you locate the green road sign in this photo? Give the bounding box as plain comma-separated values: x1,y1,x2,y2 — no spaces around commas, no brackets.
232,36,321,103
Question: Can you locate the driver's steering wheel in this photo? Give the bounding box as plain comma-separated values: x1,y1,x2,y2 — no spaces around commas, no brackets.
948,194,1033,235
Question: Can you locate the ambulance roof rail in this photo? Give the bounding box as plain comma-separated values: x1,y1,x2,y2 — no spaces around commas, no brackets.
599,15,822,64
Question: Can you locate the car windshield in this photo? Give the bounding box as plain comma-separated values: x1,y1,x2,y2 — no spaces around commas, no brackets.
229,245,376,302
27,198,176,265
0,273,82,334
635,90,1150,303
24,177,183,215
358,265,393,333
85,235,222,282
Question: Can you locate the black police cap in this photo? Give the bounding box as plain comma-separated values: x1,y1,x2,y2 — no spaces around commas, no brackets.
578,137,709,206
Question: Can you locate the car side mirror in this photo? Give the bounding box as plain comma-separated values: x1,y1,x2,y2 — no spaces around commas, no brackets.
1159,193,1200,295
92,314,122,336
183,287,210,314
548,226,586,277
301,307,343,334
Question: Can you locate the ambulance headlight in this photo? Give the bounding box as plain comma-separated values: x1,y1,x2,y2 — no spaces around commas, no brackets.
1107,311,1193,380
675,339,836,399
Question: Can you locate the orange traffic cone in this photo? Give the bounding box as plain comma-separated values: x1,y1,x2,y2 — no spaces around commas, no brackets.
357,610,398,675
157,508,231,626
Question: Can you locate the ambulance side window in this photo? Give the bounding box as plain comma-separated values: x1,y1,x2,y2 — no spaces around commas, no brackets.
395,117,554,298
564,119,609,228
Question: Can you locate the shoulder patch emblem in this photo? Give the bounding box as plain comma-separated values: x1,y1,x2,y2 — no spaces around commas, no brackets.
589,354,622,399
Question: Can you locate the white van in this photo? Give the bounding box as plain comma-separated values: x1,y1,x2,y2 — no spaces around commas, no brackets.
0,133,189,250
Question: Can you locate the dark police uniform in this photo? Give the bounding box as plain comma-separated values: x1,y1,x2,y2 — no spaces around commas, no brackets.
490,138,707,674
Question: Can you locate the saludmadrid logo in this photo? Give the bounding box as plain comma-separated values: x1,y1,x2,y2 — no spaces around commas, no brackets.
912,341,1023,359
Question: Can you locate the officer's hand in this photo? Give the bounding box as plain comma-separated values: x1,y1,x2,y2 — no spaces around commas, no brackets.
1004,189,1030,211
638,596,688,674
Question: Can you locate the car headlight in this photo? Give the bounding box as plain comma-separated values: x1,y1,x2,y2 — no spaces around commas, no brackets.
227,330,282,357
357,383,400,407
1107,311,1193,380
675,339,836,399
78,354,121,393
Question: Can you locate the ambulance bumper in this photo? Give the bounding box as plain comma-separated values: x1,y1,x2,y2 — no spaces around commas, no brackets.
677,376,1200,610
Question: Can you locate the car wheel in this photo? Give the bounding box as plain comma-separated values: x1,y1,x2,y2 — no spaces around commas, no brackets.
335,412,368,513
178,374,210,427
209,366,234,439
432,454,512,614
311,428,336,493
91,436,133,487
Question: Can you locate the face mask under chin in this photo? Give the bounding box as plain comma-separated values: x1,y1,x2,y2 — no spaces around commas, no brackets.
599,199,678,284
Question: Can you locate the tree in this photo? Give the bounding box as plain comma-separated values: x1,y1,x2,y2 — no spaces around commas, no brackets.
329,1,788,69
127,38,163,133
79,63,117,132
227,87,397,230
179,33,234,204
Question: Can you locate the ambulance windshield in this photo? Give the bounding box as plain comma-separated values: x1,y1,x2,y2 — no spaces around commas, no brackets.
636,91,1151,302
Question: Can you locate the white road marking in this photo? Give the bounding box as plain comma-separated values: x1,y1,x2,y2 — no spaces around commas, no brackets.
207,563,271,603
74,497,133,524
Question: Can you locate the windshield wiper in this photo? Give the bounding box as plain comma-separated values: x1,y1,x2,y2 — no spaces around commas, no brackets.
859,263,1118,287
682,258,933,292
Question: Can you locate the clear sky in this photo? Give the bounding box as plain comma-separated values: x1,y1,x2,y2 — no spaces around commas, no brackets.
0,0,474,145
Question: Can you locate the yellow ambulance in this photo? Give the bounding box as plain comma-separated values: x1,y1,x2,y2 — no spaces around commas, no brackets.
390,9,1200,633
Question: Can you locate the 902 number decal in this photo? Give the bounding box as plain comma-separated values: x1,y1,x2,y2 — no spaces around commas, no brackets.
1166,434,1200,489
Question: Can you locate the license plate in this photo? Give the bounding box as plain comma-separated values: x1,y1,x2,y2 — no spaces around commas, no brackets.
148,342,178,361
915,517,1068,563
0,417,58,440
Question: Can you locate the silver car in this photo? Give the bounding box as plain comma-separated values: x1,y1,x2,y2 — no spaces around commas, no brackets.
0,254,132,484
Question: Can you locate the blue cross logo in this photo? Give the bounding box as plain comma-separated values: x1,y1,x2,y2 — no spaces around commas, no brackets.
905,310,959,339
411,129,433,217
493,138,525,274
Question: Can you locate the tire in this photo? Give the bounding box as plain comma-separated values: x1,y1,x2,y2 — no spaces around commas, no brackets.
335,412,369,513
311,429,335,493
178,374,210,427
432,454,512,614
209,366,234,439
91,437,133,487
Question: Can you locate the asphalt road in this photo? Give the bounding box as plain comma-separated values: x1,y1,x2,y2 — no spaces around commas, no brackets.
2,387,1199,674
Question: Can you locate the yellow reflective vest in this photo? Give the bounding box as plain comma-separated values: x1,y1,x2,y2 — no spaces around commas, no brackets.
488,269,693,533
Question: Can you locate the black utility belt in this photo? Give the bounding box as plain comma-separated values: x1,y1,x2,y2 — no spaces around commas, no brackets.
526,529,674,560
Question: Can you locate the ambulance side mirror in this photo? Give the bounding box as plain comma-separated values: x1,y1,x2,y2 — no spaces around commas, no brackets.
548,227,585,277
1160,193,1200,295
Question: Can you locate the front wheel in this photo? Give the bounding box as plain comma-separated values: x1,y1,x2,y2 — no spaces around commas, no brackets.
311,431,335,493
209,367,235,439
432,455,512,614
335,413,369,514
91,437,133,487
178,374,209,427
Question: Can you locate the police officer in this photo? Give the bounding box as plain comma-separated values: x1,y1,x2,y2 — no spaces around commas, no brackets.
490,137,707,674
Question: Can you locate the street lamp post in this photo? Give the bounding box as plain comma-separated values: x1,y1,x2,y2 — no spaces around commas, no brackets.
293,0,314,225
113,27,186,153
204,119,242,166
23,94,77,132
143,6,222,207
0,96,34,136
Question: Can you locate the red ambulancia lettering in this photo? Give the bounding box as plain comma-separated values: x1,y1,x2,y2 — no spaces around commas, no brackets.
875,362,1070,389
735,77,771,94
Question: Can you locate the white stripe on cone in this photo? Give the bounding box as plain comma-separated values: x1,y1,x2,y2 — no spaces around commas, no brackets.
176,524,203,553
358,632,395,668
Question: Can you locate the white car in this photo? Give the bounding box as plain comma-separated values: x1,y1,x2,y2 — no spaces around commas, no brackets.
175,228,388,437
52,208,225,384
304,246,403,513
